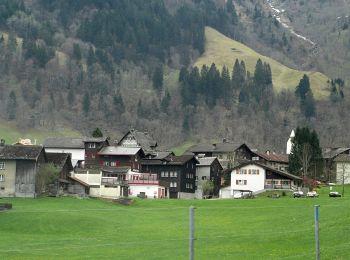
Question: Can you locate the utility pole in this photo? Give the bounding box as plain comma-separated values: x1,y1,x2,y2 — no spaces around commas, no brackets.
314,205,320,260
189,206,195,260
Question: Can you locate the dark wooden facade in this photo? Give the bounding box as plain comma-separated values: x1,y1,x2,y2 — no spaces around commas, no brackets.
141,155,198,198
83,138,109,168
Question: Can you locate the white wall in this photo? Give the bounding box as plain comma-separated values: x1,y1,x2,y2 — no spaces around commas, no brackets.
336,162,350,184
231,165,265,193
45,148,85,167
72,172,101,186
129,185,164,199
178,192,195,199
100,186,121,198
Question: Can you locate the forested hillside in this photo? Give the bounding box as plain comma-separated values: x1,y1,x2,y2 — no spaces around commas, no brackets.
0,0,349,151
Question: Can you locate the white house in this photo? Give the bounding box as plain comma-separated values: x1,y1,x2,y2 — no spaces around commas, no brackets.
220,162,301,198
44,138,85,167
334,154,350,185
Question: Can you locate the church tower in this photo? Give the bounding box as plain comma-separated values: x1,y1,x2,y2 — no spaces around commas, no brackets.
286,130,295,154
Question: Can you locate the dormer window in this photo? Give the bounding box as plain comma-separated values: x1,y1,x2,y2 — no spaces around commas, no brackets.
0,162,5,170
88,143,96,148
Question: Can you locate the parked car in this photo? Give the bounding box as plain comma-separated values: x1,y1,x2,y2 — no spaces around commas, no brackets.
329,191,341,197
293,191,304,198
307,191,319,198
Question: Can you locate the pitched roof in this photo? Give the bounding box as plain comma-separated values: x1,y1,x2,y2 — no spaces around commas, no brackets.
142,154,199,166
98,146,142,156
0,145,43,160
83,137,109,143
118,130,157,152
231,161,302,181
197,157,220,167
46,153,72,170
323,148,350,159
256,152,289,163
44,138,84,149
188,142,250,153
334,154,350,162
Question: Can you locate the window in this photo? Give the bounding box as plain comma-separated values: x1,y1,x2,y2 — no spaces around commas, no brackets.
0,162,4,170
0,175,4,182
252,156,259,161
240,169,247,175
202,176,207,181
195,176,198,180
170,171,173,177
164,171,169,177
174,171,178,178
248,170,251,175
91,154,95,159
170,182,177,188
110,162,116,167
88,143,96,148
104,161,109,166
236,180,247,185
161,171,165,177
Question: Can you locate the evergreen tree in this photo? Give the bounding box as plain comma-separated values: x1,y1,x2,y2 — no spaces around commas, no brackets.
221,65,232,107
288,127,322,177
6,91,17,120
152,66,164,92
92,128,103,137
160,89,171,113
87,46,96,66
295,74,316,118
113,94,125,114
82,92,90,115
73,43,82,61
68,88,75,105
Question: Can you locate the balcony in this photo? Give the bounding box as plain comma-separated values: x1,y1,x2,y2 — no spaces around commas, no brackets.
101,177,127,186
264,184,292,190
127,179,159,185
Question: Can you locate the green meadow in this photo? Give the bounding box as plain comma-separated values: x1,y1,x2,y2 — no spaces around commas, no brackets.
0,186,349,259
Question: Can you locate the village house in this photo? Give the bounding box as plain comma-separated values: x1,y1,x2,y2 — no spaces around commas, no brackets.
253,151,289,171
220,161,302,198
118,129,158,153
83,137,110,169
195,156,223,199
334,154,350,185
141,155,198,199
188,141,255,169
44,137,85,168
0,141,46,197
46,153,73,194
322,147,350,183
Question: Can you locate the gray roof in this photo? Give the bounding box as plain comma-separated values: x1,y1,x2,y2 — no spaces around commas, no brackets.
323,148,350,159
46,153,73,170
142,154,199,166
83,137,109,143
0,145,43,160
197,157,217,166
188,142,247,153
334,154,350,162
44,138,84,149
118,130,157,152
98,146,141,156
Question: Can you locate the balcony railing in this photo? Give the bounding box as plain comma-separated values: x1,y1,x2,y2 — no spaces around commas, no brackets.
264,184,292,190
101,177,127,186
128,179,159,185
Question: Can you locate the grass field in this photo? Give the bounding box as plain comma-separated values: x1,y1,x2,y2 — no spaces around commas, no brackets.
0,186,349,259
195,27,330,100
171,141,196,156
0,118,81,145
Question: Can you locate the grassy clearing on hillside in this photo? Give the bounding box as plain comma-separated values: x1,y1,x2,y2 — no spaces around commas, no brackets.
171,141,196,155
0,186,349,259
0,119,81,144
195,27,329,100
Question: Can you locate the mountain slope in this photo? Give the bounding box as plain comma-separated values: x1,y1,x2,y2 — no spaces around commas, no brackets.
195,27,330,99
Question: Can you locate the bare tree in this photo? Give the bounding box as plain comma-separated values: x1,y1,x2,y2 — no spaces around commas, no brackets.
337,161,349,197
298,143,312,181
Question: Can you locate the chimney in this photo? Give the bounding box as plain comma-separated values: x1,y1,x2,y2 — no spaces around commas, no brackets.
212,143,217,150
0,139,5,146
266,150,270,155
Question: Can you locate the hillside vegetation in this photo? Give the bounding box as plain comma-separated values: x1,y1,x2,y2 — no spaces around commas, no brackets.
195,27,329,99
